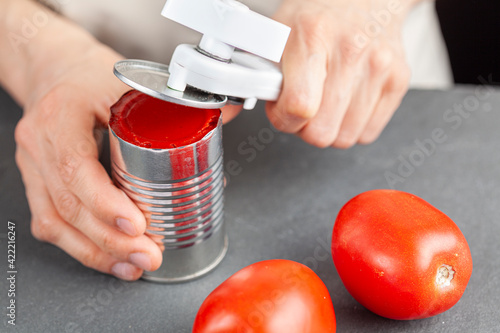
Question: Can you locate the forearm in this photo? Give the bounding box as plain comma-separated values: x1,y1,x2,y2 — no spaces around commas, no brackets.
0,0,109,106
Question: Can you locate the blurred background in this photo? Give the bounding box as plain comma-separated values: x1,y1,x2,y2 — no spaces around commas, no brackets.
436,0,500,86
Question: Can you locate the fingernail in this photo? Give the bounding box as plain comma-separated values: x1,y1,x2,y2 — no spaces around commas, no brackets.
129,252,152,271
116,217,136,236
111,262,136,280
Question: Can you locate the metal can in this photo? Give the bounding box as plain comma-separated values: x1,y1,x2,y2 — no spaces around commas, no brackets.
109,90,227,283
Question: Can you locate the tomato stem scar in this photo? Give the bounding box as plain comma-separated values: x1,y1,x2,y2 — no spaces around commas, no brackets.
436,264,455,287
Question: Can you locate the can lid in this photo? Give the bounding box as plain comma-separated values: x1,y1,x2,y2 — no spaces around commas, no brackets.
114,59,227,109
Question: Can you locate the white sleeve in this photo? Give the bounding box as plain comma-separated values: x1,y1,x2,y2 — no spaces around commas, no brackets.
402,1,453,89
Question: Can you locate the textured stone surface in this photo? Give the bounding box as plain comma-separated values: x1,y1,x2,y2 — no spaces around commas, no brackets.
1,86,499,332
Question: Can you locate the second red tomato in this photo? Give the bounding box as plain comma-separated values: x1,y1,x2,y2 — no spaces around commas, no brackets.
192,259,336,333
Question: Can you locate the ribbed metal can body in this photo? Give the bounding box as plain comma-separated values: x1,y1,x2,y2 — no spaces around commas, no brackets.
109,117,227,282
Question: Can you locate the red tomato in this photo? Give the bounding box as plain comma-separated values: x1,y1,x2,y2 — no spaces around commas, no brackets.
331,189,473,320
192,259,336,333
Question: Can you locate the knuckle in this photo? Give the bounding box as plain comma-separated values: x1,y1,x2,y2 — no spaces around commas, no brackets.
370,49,393,75
87,189,111,221
78,248,100,269
36,85,67,121
339,35,366,66
87,190,102,212
296,12,330,37
303,131,335,149
333,139,356,149
100,232,118,255
38,100,56,121
57,151,80,187
283,92,318,121
31,216,58,243
36,95,61,126
55,190,80,223
55,141,97,188
14,117,33,148
298,120,343,148
334,132,357,149
30,219,45,242
75,136,97,159
86,181,120,224
311,138,332,149
359,130,380,145
291,12,332,55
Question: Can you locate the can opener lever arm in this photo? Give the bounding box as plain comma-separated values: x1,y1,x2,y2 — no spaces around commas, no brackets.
162,0,291,110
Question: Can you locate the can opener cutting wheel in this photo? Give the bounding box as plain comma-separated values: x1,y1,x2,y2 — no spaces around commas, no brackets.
113,0,291,110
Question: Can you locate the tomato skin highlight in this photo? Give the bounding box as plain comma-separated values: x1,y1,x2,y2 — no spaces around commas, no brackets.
331,190,473,320
192,259,336,333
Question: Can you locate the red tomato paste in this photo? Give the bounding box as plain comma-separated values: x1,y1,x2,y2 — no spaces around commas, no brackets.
109,90,220,149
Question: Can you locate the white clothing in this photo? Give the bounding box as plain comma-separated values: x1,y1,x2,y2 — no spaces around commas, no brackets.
402,1,452,88
46,0,452,89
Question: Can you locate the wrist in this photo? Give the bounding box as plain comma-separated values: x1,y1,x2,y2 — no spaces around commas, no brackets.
25,38,127,113
25,15,102,99
0,0,124,107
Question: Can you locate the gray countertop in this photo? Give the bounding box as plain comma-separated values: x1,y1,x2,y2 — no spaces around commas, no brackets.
1,85,499,332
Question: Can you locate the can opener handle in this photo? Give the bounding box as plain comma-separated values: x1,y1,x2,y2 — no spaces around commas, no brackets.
162,0,291,110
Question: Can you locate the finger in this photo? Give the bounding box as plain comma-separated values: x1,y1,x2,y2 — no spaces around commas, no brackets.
47,113,147,237
14,115,43,166
295,58,358,148
38,156,163,271
358,66,410,144
38,160,163,271
72,207,163,272
16,149,143,280
266,32,328,133
332,49,394,148
221,103,242,124
33,119,163,270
